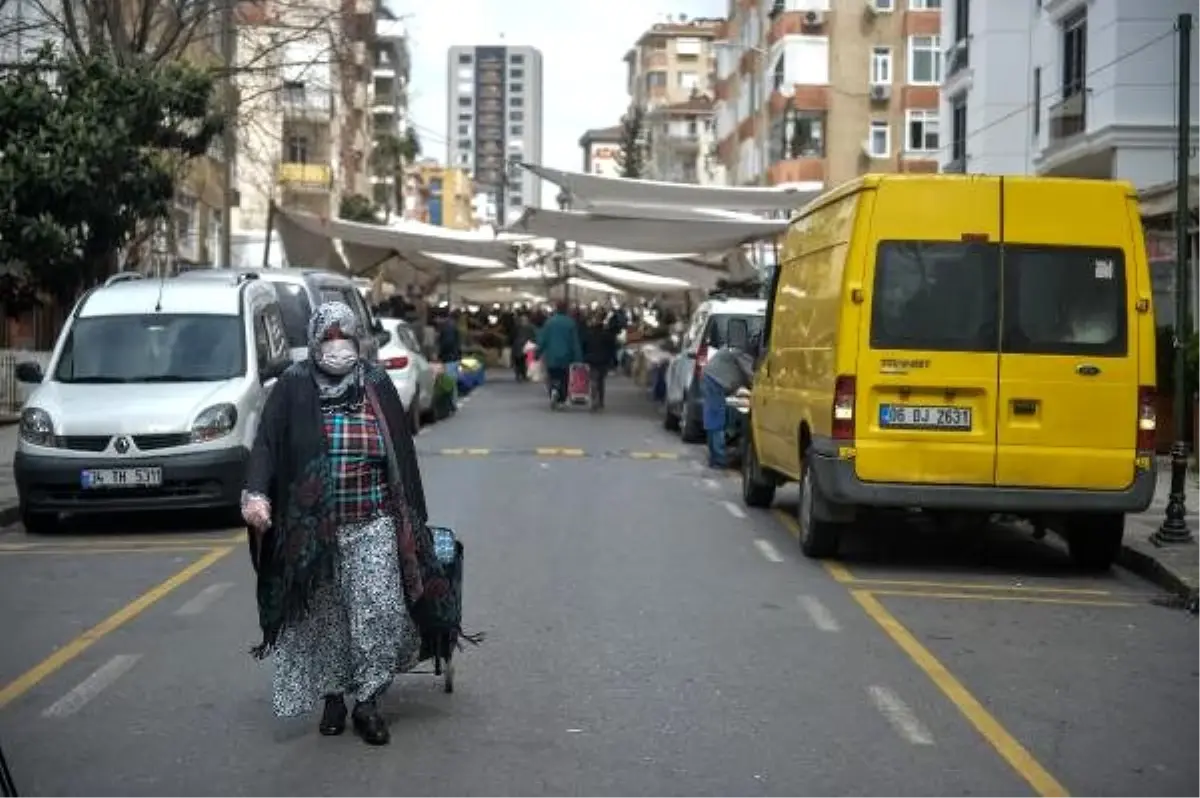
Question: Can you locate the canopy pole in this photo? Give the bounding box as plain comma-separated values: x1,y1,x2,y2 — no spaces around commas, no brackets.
261,202,276,270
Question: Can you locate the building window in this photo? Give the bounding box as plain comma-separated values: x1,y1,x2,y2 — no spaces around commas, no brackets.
868,120,890,158
909,0,940,8
511,125,523,135
951,100,967,162
908,36,941,84
1032,67,1041,134
677,71,699,90
458,125,469,136
511,68,524,79
646,70,667,88
905,109,939,152
510,53,525,64
458,53,472,64
458,139,472,150
510,97,523,107
458,112,472,121
870,47,892,85
510,83,523,93
458,153,470,166
510,111,524,121
510,194,523,206
458,97,472,107
286,135,308,163
1061,10,1086,96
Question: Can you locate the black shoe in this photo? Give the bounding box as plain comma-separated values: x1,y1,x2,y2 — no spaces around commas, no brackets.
319,694,347,736
352,700,390,746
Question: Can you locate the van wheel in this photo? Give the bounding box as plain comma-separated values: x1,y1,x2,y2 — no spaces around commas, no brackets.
742,437,776,508
21,507,59,535
1065,513,1124,571
797,456,842,559
680,400,704,443
663,405,680,431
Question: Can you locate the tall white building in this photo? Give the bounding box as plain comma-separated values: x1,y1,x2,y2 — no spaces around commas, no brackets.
940,0,1198,189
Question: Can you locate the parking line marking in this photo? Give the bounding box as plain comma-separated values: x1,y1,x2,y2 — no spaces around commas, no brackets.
852,590,1069,796
754,539,784,562
867,685,934,745
798,595,841,631
440,448,465,455
175,582,235,616
42,655,141,718
0,547,233,712
866,589,1135,608
722,500,747,520
465,448,490,456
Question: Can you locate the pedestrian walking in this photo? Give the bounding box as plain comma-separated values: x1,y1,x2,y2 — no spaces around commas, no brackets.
580,308,617,409
511,313,536,382
242,301,442,746
700,345,756,468
437,311,463,407
535,301,582,407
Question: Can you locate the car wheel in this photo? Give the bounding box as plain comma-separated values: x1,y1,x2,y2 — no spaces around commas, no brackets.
742,436,776,508
409,393,422,435
680,398,704,444
1064,512,1124,571
797,455,842,559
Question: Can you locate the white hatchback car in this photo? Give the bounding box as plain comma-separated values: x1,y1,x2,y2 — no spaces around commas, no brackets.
377,317,434,428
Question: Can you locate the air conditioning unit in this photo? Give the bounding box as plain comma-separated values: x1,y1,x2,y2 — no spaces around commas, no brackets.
802,10,826,28
865,0,893,14
861,140,876,158
869,83,892,101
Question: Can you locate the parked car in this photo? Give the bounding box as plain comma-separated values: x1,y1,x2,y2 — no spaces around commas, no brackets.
12,271,292,533
178,267,390,361
377,317,435,429
744,173,1157,569
663,296,766,443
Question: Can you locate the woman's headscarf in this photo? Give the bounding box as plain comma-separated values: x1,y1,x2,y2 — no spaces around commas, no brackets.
307,301,364,404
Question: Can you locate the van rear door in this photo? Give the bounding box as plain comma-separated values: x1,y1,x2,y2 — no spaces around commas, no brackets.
855,177,1001,486
996,178,1139,490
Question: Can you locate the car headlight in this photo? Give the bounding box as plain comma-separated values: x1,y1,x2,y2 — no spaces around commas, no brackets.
19,407,55,447
191,403,238,443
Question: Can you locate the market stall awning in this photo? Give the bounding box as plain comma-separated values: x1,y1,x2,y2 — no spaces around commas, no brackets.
522,163,818,212
504,208,788,254
574,261,692,294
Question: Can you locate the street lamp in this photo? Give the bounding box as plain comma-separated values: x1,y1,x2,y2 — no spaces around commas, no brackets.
556,190,571,306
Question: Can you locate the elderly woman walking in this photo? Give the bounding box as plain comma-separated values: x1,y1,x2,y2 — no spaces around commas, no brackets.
242,301,438,746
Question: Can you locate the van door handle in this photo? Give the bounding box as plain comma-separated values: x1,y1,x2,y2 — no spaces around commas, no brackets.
1076,364,1101,376
1012,399,1038,416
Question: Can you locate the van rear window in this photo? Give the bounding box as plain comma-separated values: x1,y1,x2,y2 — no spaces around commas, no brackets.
869,241,999,352
1003,246,1127,357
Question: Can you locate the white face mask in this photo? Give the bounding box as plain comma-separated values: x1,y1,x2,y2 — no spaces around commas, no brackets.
318,339,358,375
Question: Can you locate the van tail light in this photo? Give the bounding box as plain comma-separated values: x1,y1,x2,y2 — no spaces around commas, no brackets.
832,375,857,440
383,355,409,370
1137,385,1156,451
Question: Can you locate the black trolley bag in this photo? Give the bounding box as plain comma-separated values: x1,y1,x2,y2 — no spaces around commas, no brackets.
412,526,482,693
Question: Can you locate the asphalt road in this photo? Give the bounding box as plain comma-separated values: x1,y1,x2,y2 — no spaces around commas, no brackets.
0,374,1196,796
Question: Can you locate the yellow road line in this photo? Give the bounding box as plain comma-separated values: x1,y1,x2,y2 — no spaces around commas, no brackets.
865,588,1135,608
534,447,585,457
774,509,801,540
0,546,234,712
440,448,465,455
0,545,219,557
465,448,490,456
629,451,680,460
831,574,1111,597
851,589,1069,796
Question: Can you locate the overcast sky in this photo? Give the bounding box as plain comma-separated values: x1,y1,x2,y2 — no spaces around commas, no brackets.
392,0,726,207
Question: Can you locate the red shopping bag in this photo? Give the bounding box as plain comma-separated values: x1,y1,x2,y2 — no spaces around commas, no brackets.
567,363,590,403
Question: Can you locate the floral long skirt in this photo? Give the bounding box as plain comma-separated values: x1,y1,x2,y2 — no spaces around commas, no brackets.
271,514,422,717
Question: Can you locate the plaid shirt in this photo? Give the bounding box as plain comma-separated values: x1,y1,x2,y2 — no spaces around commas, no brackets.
323,403,389,523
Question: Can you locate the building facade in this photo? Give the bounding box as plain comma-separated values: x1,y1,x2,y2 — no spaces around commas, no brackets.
579,125,624,177
624,16,723,111
369,16,410,214
645,94,727,185
402,161,475,230
939,0,1198,190
446,44,544,224
714,0,943,188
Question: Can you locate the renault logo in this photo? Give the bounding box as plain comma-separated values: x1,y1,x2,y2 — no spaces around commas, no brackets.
114,436,131,454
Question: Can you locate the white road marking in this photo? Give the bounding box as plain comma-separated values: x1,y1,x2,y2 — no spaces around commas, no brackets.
753,538,784,562
703,478,720,491
174,582,234,617
797,595,841,631
722,500,747,519
867,685,935,746
42,655,142,718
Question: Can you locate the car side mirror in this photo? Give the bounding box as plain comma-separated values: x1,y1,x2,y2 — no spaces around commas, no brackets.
15,361,43,383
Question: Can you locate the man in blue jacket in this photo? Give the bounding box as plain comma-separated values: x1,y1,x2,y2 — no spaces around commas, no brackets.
536,301,582,407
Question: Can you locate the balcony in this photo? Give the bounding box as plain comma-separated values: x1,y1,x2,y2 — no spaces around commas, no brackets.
767,158,824,186
281,91,333,121
1048,90,1086,144
943,38,970,98
278,163,332,190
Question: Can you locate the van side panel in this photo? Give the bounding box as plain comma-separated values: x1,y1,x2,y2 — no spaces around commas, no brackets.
995,178,1140,490
1129,198,1158,392
854,176,1002,486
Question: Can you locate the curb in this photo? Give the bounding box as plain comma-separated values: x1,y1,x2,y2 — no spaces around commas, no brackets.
1118,542,1199,606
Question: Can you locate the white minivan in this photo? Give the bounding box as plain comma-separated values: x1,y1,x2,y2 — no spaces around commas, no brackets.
12,272,291,533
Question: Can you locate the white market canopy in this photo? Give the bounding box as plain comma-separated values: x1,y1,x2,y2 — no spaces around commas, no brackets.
574,261,694,294
504,207,788,254
272,205,518,285
521,163,818,213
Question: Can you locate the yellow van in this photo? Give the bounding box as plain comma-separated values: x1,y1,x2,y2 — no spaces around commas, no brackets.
743,174,1158,569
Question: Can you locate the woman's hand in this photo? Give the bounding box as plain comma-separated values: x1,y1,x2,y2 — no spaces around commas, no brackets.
242,494,272,530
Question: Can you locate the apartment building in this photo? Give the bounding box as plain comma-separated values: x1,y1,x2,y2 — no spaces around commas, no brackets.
939,0,1197,188
233,0,376,233
369,15,410,212
645,94,728,184
446,44,544,224
579,125,624,176
624,16,723,110
714,0,942,188
401,162,475,230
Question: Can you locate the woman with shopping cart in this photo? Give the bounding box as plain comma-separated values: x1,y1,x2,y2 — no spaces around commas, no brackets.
535,301,583,408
